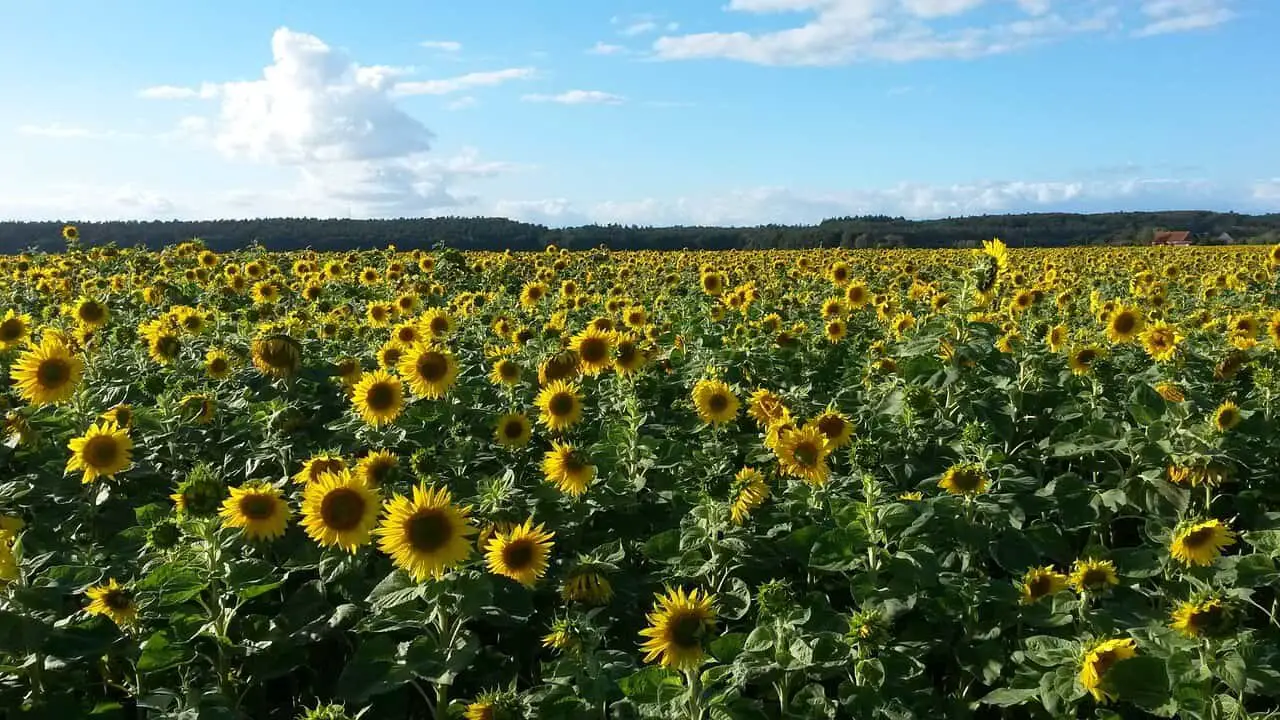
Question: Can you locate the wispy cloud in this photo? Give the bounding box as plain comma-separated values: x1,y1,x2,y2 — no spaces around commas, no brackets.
138,83,220,100
522,90,626,105
588,41,628,55
420,40,463,51
393,67,537,95
446,96,478,111
1133,0,1235,37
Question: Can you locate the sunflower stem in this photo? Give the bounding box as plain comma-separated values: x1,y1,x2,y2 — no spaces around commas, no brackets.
684,667,704,720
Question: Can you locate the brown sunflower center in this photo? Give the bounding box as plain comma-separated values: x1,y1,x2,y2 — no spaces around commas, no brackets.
406,509,452,552
78,302,106,323
707,392,730,414
397,327,418,344
793,441,820,468
1183,527,1215,549
102,589,133,611
429,317,450,335
548,392,576,417
950,468,984,492
37,358,71,388
209,357,229,374
1076,349,1098,365
578,337,608,364
503,419,526,439
0,318,24,341
83,435,121,468
320,488,368,531
1112,313,1136,335
1081,569,1110,586
1027,575,1052,598
498,361,519,380
1091,649,1122,676
817,416,846,439
239,494,278,521
560,452,585,474
365,382,398,412
154,335,180,358
501,539,536,570
668,612,706,649
416,352,448,382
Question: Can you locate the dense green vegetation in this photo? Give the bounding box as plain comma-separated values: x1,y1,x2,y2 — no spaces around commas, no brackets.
3,210,1278,253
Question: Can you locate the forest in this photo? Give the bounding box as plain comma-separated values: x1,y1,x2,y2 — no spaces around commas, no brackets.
2,210,1278,253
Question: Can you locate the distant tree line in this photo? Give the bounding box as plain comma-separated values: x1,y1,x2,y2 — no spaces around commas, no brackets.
2,211,1278,254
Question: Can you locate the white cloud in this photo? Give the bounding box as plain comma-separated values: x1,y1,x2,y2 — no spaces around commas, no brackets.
0,183,177,220
1253,179,1280,202
620,21,659,36
588,41,628,55
393,67,536,95
138,83,220,100
420,40,463,51
652,0,1223,66
446,96,478,111
522,90,626,105
1134,0,1235,37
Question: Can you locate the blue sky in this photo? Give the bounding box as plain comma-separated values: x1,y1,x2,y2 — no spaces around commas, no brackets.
2,0,1276,226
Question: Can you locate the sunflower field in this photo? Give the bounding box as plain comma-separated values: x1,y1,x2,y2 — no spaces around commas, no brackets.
2,234,1280,720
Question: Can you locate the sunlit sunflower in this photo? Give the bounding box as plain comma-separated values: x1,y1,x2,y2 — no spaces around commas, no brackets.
639,587,718,670
1044,324,1068,353
1212,400,1241,432
300,470,381,552
538,350,581,385
613,334,648,375
419,308,456,340
85,578,138,627
568,326,615,376
203,348,233,379
494,413,533,448
398,344,458,399
562,568,614,605
692,379,739,426
1105,305,1145,344
12,334,84,405
179,393,217,424
62,224,80,242
541,441,595,497
1079,638,1137,702
375,483,476,581
250,334,302,378
485,518,555,587
100,403,134,429
1170,597,1228,638
1155,382,1185,403
808,409,854,449
0,310,32,349
1141,321,1182,362
219,483,291,541
1068,558,1118,592
355,450,398,486
730,467,770,525
72,296,110,328
1170,519,1236,566
351,370,404,427
489,358,522,386
1067,345,1103,375
775,425,831,486
1019,566,1068,604
536,380,584,432
66,421,133,484
294,453,347,484
747,389,790,427
938,462,989,496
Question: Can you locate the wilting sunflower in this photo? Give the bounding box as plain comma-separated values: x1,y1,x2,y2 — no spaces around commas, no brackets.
1019,566,1068,604
1141,321,1182,362
938,462,989,496
355,450,398,486
775,426,831,486
569,326,616,376
489,358,522,386
485,519,555,587
692,379,739,426
1067,345,1103,375
1212,400,1242,432
66,421,133,484
1170,519,1236,566
1069,559,1118,592
562,568,614,605
494,413,533,448
219,483,291,541
1170,597,1228,638
747,389,791,427
12,334,84,405
729,467,770,525
300,470,381,552
1155,382,1185,403
536,380,584,432
0,310,32,349
205,349,233,379
251,334,302,378
1105,305,1145,344
351,370,404,427
1079,638,1137,702
100,403,134,429
84,578,138,627
398,344,458,399
375,483,476,581
542,441,595,497
294,453,347,484
1045,324,1068,352
639,587,718,670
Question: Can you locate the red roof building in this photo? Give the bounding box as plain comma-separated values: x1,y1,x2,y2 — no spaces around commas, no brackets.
1151,230,1192,246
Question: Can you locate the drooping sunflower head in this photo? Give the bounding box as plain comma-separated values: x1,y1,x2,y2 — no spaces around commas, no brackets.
692,378,739,426
937,462,989,496
219,482,291,541
1212,400,1242,432
1068,558,1118,592
300,470,382,552
1019,566,1067,604
537,350,581,386
639,587,718,670
747,389,791,428
355,449,398,486
1067,345,1103,375
485,518,555,587
1170,519,1236,567
1078,638,1137,702
536,380,584,432
541,441,595,497
85,578,138,627
12,334,84,406
1154,382,1185,403
294,453,348,485
351,369,404,427
100,403,134,429
1170,597,1230,638
494,412,533,448
250,334,302,378
561,566,614,605
398,344,459,400
730,467,770,525
66,421,133,484
375,483,476,582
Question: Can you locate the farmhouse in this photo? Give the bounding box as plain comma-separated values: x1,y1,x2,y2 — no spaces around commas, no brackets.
1151,230,1193,246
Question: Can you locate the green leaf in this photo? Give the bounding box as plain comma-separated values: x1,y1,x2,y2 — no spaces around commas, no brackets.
618,666,683,705
1217,652,1247,694
1105,656,1170,709
137,631,192,673
718,577,752,621
1023,636,1078,667
980,688,1038,707
743,626,774,654
366,570,424,611
337,635,406,703
642,529,682,564
809,526,864,572
1244,530,1280,555
710,632,746,663
1128,384,1167,426
136,564,207,606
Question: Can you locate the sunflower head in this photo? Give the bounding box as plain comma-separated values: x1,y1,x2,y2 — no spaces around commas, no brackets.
1212,400,1242,432
1019,566,1068,604
1170,519,1236,566
639,587,718,670
494,413,533,448
351,369,404,427
300,470,381,552
219,482,292,541
1068,559,1118,592
251,334,302,378
85,578,138,627
375,483,477,582
12,334,84,406
692,378,739,426
937,462,989,496
485,518,555,587
66,421,133,484
1170,597,1231,638
536,380,584,432
171,464,227,517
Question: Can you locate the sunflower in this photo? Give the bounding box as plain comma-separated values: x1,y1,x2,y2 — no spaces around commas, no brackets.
398,344,458,400
100,403,134,429
1170,519,1236,566
1154,382,1185,403
494,413,533,448
351,370,404,427
420,308,456,340
72,296,110,328
66,422,133,484
219,483,292,541
11,334,84,405
536,380,584,432
747,389,790,427
179,394,217,424
1105,306,1145,344
639,587,718,670
0,310,32,349
568,327,615,376
808,409,853,449
1170,597,1228,638
294,453,348,484
938,462,989,496
1019,566,1068,604
562,569,614,605
142,321,182,365
1067,345,1103,375
1079,638,1137,702
538,350,581,385
730,468,770,525
613,334,648,375
300,470,381,552
355,450,398,486
692,379,739,426
84,579,138,627
1212,400,1241,432
375,484,476,581
204,349,233,379
62,224,80,242
541,441,595,497
1068,559,1118,592
485,519,555,587
250,334,302,378
980,238,1009,272
489,358,522,386
774,426,831,486
1141,321,1182,362
542,617,584,652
